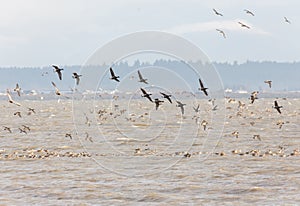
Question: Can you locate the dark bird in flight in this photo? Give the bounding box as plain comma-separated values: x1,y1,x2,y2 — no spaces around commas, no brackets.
28,107,36,114
238,21,250,29
137,70,148,84
160,92,172,103
52,65,63,80
284,17,291,24
176,101,186,115
65,133,72,139
72,73,82,85
193,104,200,113
3,126,12,133
140,88,153,102
264,80,272,88
14,83,21,96
216,29,226,38
154,98,164,110
244,9,255,16
19,128,27,134
109,67,120,82
273,100,282,114
213,8,223,16
198,78,208,96
250,91,258,104
51,81,61,95
14,111,22,118
7,89,21,106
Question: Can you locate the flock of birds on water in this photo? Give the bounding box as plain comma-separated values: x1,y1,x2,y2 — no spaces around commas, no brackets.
212,8,291,38
1,7,298,160
2,60,294,159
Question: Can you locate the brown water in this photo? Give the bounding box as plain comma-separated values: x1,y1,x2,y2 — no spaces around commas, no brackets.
1,97,300,205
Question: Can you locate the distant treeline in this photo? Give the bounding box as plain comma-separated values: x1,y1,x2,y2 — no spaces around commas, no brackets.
0,60,299,92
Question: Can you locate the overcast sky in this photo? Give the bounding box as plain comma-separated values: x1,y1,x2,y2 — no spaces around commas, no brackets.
0,0,299,67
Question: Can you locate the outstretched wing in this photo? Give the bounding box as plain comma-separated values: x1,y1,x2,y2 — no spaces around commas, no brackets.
110,67,115,77
140,88,147,95
138,70,143,80
199,78,204,88
274,101,278,107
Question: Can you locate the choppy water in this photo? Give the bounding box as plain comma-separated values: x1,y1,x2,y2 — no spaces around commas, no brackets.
1,97,300,205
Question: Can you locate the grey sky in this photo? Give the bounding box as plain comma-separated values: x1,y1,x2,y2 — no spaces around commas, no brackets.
0,0,299,67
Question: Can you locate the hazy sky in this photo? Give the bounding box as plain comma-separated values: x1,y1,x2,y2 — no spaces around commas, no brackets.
0,0,299,67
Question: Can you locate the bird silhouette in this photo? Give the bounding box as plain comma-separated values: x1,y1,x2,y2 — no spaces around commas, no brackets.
244,9,254,16
72,73,82,85
14,83,21,96
216,29,226,38
137,70,148,84
198,78,208,96
160,92,172,103
284,17,291,24
176,101,186,115
273,100,282,114
154,98,164,110
140,88,153,102
264,80,272,88
52,65,63,80
109,67,120,82
213,8,223,16
238,21,250,29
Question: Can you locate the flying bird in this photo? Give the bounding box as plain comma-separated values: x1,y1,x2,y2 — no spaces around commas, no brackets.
109,67,120,82
232,131,239,138
6,89,21,106
14,111,22,118
253,134,261,141
244,9,254,16
3,126,12,133
72,73,82,85
137,70,148,84
201,120,208,131
284,17,291,24
238,21,250,29
160,92,172,103
176,101,186,115
14,83,21,96
216,29,226,38
213,8,223,16
273,100,282,114
51,81,61,95
193,104,200,113
198,78,208,96
250,91,259,104
52,65,64,80
154,98,164,110
264,80,272,88
140,88,153,102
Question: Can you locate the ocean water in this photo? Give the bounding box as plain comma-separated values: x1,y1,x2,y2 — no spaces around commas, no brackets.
0,97,299,205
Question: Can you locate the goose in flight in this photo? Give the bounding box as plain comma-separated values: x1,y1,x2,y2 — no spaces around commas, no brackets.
176,101,186,115
238,21,250,29
14,83,21,96
140,88,153,102
213,8,223,16
72,73,82,85
52,65,63,80
160,92,172,103
137,70,148,84
244,9,254,16
193,104,200,113
273,100,282,114
250,91,258,104
264,80,272,88
154,98,164,110
109,67,120,82
198,78,208,96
